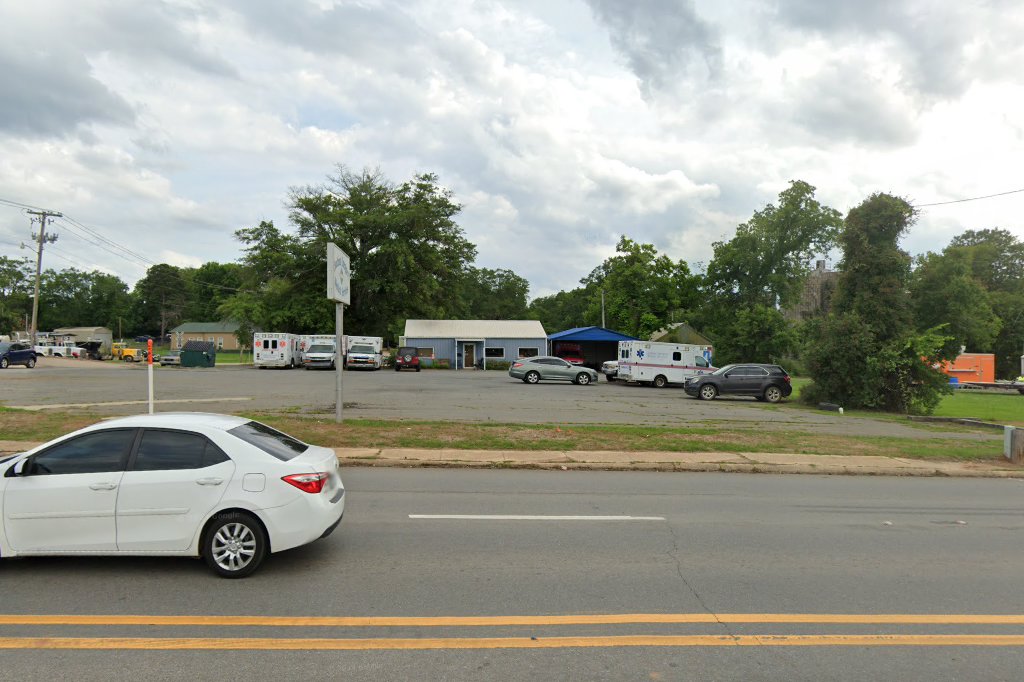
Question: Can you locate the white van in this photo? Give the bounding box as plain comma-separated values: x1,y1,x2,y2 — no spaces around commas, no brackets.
302,341,338,370
345,336,383,370
253,333,300,368
616,341,715,387
298,334,339,363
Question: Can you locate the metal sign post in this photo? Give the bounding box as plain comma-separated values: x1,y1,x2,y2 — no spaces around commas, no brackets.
147,338,154,414
327,243,351,423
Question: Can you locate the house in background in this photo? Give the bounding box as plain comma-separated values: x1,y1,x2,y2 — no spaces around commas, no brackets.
648,322,712,346
401,320,548,369
170,321,250,351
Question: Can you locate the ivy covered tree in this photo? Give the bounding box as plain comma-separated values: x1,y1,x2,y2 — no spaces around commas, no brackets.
804,193,950,413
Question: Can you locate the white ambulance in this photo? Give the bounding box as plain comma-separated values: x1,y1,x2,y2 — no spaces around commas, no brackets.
253,332,300,368
298,334,339,363
345,336,383,370
616,340,715,388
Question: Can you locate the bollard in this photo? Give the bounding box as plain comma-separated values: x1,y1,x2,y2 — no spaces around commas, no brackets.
1005,426,1024,464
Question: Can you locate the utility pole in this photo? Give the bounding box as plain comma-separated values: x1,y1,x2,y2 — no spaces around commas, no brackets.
601,289,606,328
26,210,62,346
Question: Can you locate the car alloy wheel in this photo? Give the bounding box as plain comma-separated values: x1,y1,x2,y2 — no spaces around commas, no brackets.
525,371,540,384
699,384,717,400
0,358,8,369
576,372,591,385
204,512,267,578
764,385,783,403
26,357,36,369
653,375,668,388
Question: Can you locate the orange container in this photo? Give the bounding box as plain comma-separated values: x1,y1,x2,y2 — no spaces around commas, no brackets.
940,353,995,384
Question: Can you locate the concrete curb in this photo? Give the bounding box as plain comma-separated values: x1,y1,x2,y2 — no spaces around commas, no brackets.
1,440,1020,479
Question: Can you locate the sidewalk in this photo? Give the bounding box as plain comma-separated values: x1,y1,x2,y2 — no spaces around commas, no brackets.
1,440,1018,478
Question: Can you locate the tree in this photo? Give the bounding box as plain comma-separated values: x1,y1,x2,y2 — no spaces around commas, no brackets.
0,256,33,335
911,250,1001,358
703,180,843,310
133,264,188,339
287,168,478,341
696,180,842,362
804,193,950,413
460,267,531,319
580,237,698,338
944,228,1024,378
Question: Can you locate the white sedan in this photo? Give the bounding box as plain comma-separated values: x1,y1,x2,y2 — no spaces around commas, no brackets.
0,413,344,578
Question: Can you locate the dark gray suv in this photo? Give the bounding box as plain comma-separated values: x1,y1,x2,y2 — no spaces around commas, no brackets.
683,363,792,403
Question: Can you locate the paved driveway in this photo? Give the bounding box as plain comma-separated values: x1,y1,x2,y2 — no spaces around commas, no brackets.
0,358,994,439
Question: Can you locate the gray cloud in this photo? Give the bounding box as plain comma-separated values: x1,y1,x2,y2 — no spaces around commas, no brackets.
768,0,990,100
585,0,722,98
0,48,135,137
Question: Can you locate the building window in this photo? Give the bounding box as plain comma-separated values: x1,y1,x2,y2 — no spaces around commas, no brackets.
518,347,539,358
217,337,224,350
417,347,434,358
485,347,504,358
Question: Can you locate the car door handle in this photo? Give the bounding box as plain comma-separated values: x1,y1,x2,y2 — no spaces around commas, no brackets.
89,482,118,491
196,477,224,486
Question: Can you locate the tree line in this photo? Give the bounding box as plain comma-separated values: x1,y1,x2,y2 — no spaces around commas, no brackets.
3,167,1022,412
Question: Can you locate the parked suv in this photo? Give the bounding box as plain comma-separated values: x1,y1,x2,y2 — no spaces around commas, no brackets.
394,346,421,372
0,342,36,369
683,363,792,403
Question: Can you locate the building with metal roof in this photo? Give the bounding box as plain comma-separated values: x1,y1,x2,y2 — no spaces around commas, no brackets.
401,320,547,369
547,326,638,368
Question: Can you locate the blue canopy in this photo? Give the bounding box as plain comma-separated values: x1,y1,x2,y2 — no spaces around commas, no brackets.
547,326,637,342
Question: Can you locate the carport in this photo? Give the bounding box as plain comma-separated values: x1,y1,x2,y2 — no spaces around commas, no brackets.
547,326,637,369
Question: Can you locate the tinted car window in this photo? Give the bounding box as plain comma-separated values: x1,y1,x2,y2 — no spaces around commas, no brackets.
228,421,308,461
133,430,217,471
29,429,136,475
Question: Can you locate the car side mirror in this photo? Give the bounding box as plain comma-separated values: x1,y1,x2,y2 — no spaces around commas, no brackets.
12,458,28,476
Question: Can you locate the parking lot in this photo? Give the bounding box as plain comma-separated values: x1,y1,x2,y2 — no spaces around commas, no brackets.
0,357,988,440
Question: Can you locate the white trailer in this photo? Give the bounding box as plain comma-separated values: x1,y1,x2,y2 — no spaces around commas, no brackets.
616,340,715,388
345,335,383,370
253,332,300,368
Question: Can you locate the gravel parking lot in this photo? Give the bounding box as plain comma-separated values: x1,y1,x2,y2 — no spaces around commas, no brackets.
0,357,989,439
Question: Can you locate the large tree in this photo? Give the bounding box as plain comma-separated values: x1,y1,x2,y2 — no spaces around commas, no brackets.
804,193,950,413
581,236,698,339
696,180,842,363
133,264,189,339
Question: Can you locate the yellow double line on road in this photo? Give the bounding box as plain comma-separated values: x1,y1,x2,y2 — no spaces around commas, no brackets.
2,614,1024,650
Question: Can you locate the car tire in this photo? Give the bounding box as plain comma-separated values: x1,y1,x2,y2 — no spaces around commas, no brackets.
699,384,718,401
26,357,36,369
416,367,420,372
525,371,540,384
1,357,10,369
605,375,615,382
203,512,267,579
653,375,668,388
763,385,783,403
395,365,400,371
576,372,592,385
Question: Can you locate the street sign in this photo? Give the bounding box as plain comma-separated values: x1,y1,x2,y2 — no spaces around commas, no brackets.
327,242,351,304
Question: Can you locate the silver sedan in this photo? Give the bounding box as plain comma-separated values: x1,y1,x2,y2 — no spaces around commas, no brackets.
508,356,599,385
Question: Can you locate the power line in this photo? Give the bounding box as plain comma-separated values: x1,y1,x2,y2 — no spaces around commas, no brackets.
913,187,1024,208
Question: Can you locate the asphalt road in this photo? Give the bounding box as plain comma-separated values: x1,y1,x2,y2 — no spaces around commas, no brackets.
2,468,1023,680
0,359,999,439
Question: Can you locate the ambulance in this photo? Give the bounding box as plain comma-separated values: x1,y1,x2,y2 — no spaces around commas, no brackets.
253,332,300,368
616,340,715,388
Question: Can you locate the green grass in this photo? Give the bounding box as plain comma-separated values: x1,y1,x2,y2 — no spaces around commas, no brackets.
933,390,1024,426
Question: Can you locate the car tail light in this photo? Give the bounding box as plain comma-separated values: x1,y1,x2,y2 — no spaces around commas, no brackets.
512,362,523,368
784,375,791,383
282,472,329,493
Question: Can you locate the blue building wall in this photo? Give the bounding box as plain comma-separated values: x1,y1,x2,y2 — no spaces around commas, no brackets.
403,337,547,369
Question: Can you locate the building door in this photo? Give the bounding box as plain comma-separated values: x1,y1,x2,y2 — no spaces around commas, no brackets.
463,343,475,368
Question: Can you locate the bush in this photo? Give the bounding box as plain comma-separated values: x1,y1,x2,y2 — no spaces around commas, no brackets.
484,360,511,371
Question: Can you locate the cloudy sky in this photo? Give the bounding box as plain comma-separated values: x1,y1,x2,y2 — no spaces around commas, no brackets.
2,0,1023,298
